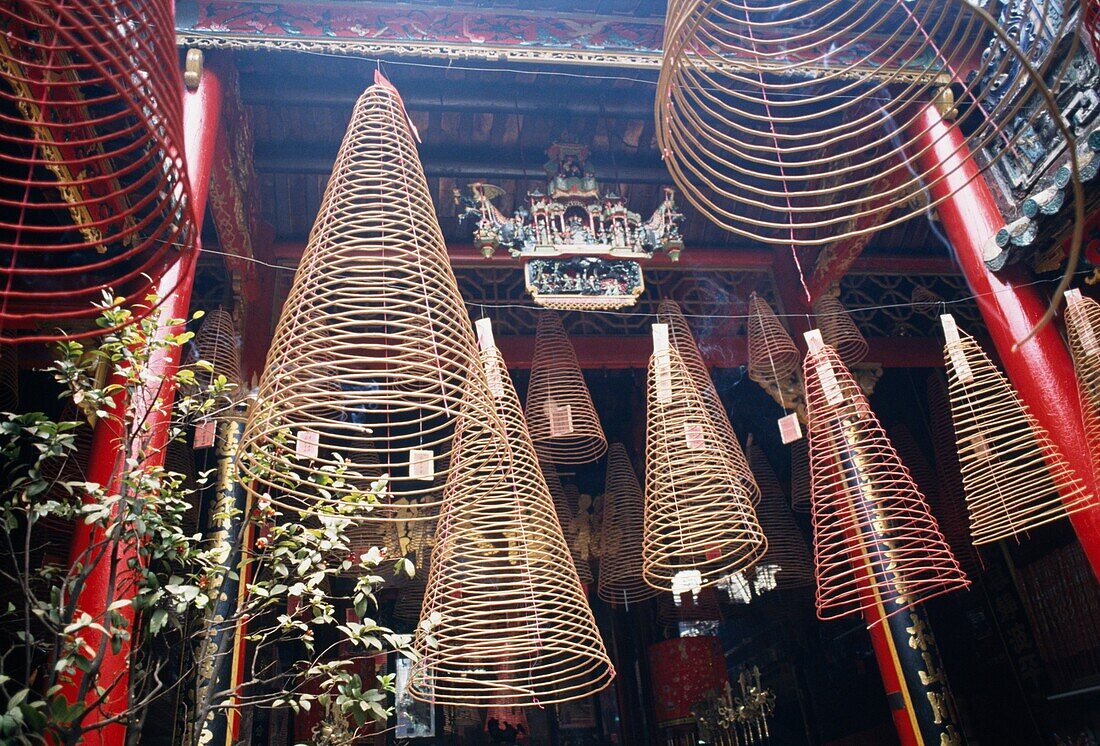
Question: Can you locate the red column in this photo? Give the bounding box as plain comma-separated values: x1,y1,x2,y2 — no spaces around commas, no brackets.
906,104,1100,581
62,58,224,744
1085,0,1100,62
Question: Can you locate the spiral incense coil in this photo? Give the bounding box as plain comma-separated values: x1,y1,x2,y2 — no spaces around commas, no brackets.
164,439,201,534
0,1,195,341
238,77,507,520
789,438,811,513
1064,289,1100,481
410,331,613,706
393,579,427,623
643,328,766,591
910,285,943,316
598,443,661,605
0,341,17,412
657,300,760,503
812,291,868,366
344,519,402,574
748,445,813,591
525,312,607,465
747,293,801,386
940,316,1095,544
191,307,244,398
542,461,594,586
803,331,967,621
656,588,722,629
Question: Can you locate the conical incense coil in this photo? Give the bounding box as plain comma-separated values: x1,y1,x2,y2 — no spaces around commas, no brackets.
812,292,868,366
344,520,402,578
803,331,968,620
643,325,766,591
748,445,813,591
1064,289,1100,481
940,316,1095,544
0,1,195,341
542,461,594,585
657,300,759,503
525,312,607,464
191,307,244,399
656,588,722,629
790,438,811,513
747,293,800,385
410,324,613,706
598,443,661,605
0,341,17,412
238,77,506,519
393,579,427,623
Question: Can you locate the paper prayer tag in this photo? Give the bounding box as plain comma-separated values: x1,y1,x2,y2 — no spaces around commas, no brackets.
940,315,974,383
408,448,435,480
474,317,496,351
778,413,803,444
295,429,320,459
194,418,216,449
816,361,844,405
547,400,575,437
684,422,706,449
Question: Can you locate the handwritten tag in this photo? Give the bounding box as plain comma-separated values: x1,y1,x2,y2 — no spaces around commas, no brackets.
547,400,574,437
295,429,319,459
194,418,216,449
778,413,803,444
684,422,706,449
408,449,434,480
816,361,844,405
941,314,974,383
484,356,505,398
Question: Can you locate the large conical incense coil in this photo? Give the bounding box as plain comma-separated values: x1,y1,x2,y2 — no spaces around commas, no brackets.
748,445,813,591
410,321,613,706
657,300,759,503
1064,289,1100,480
812,291,868,366
940,316,1095,544
643,324,766,592
191,307,243,399
598,443,660,605
542,461,594,585
525,312,607,464
238,77,507,519
657,588,722,629
925,373,980,573
803,330,968,620
747,293,800,385
0,1,195,341
790,438,811,513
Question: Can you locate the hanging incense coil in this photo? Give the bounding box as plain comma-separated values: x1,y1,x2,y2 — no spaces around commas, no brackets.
657,588,722,629
813,291,868,366
789,438,811,513
643,330,766,591
393,579,427,624
191,307,244,398
238,77,507,520
525,312,607,464
748,445,813,591
747,293,800,385
410,330,613,706
598,443,660,605
542,461,594,586
0,1,195,341
910,285,943,316
925,373,980,570
803,331,968,620
940,316,1095,544
1064,289,1100,480
657,300,759,503
0,341,17,412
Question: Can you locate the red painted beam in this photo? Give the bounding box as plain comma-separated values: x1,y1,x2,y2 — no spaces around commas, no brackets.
907,104,1100,582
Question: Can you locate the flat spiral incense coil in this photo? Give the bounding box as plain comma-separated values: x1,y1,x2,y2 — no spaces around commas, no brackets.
597,443,660,605
790,438,811,513
525,312,607,464
0,1,194,341
237,77,506,520
940,316,1094,544
409,325,613,706
748,445,813,591
1064,289,1100,480
191,307,243,399
813,292,868,366
803,331,967,620
747,292,800,385
657,300,759,503
656,0,1080,248
542,461,594,586
643,326,765,592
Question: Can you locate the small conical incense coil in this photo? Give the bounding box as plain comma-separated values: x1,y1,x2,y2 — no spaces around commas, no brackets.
910,285,943,316
542,461,594,585
394,579,427,623
643,325,766,592
0,340,17,412
812,291,868,366
163,439,202,534
656,588,722,630
891,416,979,574
940,315,1095,544
344,520,402,576
748,446,813,591
747,293,801,385
191,307,243,399
598,444,661,605
1064,289,1100,480
525,312,607,464
657,300,760,504
790,438,811,513
410,321,613,706
238,77,506,519
803,330,968,621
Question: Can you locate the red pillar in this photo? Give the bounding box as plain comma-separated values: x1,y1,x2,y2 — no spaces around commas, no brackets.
1085,0,1100,62
62,57,224,744
906,104,1100,581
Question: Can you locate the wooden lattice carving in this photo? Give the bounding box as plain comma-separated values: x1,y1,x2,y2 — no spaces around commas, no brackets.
747,292,801,385
813,291,868,366
525,312,607,464
542,461,594,585
940,315,1094,544
238,77,506,519
643,325,765,592
657,300,759,503
748,445,813,591
790,438,811,513
1064,289,1100,480
597,443,660,605
410,322,612,706
803,330,968,620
